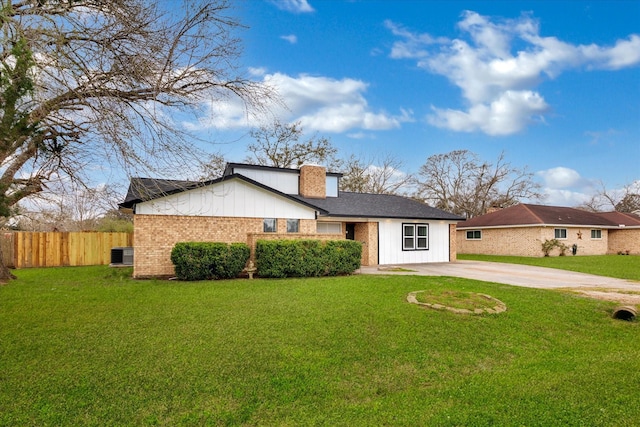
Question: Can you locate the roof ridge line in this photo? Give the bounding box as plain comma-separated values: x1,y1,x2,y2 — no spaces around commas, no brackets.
521,203,545,224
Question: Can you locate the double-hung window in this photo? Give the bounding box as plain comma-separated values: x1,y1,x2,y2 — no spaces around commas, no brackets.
403,223,429,251
554,228,567,239
591,229,602,239
466,230,482,240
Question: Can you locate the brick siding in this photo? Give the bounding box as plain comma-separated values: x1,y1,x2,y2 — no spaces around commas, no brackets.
457,226,612,257
608,228,640,254
133,214,383,278
299,165,326,199
449,224,457,262
134,215,320,278
354,222,379,266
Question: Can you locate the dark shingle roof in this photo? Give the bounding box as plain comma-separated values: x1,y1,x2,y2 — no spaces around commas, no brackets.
121,177,198,208
597,211,640,227
121,176,462,221
458,203,627,228
295,192,465,220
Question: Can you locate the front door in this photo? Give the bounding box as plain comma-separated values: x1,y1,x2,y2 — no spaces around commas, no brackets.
345,223,355,240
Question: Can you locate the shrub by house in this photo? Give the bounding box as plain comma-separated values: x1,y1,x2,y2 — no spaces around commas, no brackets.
256,239,362,278
170,242,250,281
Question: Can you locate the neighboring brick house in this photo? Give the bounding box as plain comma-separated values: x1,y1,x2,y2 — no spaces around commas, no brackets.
120,163,464,278
456,203,640,257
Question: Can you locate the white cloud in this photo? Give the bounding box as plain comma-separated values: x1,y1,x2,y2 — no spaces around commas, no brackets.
535,166,599,206
280,34,298,44
388,11,640,135
187,72,413,133
269,0,314,14
428,90,548,135
537,167,583,189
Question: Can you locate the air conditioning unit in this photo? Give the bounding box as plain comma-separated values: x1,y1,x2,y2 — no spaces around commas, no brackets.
111,247,134,266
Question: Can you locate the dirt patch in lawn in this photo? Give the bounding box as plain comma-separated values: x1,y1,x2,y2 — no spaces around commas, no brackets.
569,289,640,305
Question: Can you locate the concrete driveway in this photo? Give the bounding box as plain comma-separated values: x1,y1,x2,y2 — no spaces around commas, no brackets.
360,260,640,303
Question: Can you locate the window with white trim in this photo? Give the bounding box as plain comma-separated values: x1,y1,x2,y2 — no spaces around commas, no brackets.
466,230,482,240
591,229,602,239
287,219,299,233
554,228,567,239
403,223,429,251
263,218,277,233
317,222,342,234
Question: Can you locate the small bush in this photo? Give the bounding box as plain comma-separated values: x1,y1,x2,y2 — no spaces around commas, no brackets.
170,242,250,281
541,239,568,257
256,239,362,278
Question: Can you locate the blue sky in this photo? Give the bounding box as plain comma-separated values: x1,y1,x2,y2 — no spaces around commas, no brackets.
188,0,640,207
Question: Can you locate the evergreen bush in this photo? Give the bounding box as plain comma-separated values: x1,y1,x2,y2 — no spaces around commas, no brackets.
170,242,250,281
256,239,362,278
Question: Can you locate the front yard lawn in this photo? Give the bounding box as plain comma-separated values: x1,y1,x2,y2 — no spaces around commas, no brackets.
1,266,639,426
459,254,640,281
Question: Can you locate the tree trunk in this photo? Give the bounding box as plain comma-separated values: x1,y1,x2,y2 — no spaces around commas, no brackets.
0,238,16,282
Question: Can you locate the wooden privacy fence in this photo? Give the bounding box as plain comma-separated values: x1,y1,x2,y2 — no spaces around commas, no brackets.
1,232,133,268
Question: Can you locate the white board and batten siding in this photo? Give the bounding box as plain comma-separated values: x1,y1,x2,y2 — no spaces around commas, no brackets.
231,167,299,194
232,165,339,197
378,220,451,264
136,179,316,220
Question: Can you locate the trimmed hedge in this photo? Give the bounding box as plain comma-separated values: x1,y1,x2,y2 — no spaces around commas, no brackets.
256,239,362,278
170,242,250,281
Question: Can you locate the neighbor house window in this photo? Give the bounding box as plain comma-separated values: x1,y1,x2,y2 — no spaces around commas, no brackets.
591,229,602,239
263,218,277,233
287,219,299,233
403,223,429,250
554,228,567,239
466,230,482,240
317,222,342,234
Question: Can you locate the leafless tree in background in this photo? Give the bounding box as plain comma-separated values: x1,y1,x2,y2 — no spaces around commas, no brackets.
339,153,414,195
415,150,543,218
245,119,339,169
579,180,640,213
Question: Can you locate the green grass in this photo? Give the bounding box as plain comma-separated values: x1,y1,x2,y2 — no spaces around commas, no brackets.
459,254,640,281
1,266,639,426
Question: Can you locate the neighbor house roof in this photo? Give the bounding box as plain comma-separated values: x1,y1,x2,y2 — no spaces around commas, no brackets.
596,211,640,227
457,203,636,229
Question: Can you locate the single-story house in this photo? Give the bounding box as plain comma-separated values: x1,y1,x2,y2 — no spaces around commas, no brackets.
120,163,464,278
456,203,640,257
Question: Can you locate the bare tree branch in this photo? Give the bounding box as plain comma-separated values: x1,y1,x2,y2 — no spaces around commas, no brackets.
415,150,543,218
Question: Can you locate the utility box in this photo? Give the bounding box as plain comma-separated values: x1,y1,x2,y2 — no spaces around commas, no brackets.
111,247,134,266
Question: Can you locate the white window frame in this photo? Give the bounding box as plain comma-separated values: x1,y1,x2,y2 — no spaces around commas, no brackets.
591,229,602,239
554,228,567,239
403,223,429,251
263,218,277,233
466,230,482,240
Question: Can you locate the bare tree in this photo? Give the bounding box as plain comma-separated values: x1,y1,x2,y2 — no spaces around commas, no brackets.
0,0,272,279
340,154,414,195
197,152,228,181
579,180,640,212
415,150,542,218
245,119,339,169
14,181,123,231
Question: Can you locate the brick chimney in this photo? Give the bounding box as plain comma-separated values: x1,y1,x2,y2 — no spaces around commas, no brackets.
299,165,326,199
